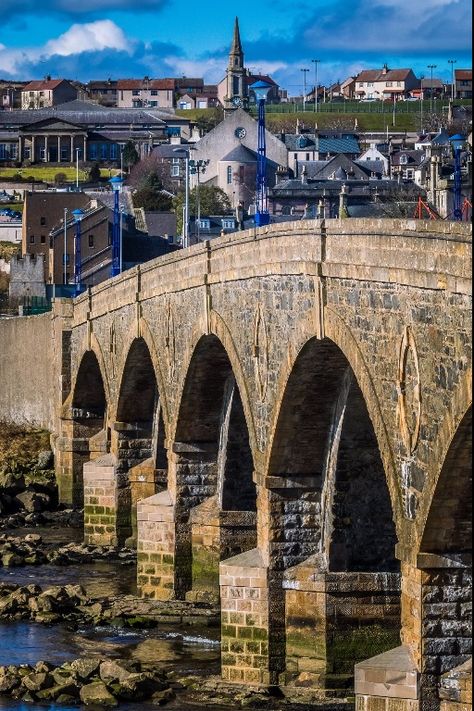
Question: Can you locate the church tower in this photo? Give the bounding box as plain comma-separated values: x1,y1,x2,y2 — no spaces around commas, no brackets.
224,17,248,111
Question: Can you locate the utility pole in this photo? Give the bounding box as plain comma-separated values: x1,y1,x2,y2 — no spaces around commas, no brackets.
427,64,437,114
301,68,309,112
448,59,457,102
419,74,424,133
312,59,320,113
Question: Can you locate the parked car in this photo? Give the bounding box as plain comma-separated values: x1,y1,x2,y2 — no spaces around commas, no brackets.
359,98,378,102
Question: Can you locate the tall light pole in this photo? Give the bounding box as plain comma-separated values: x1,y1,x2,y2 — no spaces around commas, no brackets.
250,80,272,227
75,148,80,190
312,59,320,113
449,134,465,221
72,208,84,295
301,68,309,112
109,176,123,277
427,64,437,114
63,207,68,285
448,59,457,101
419,74,424,133
189,158,209,242
173,147,190,248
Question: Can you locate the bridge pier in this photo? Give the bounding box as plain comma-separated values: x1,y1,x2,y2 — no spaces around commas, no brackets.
355,557,472,711
56,418,107,508
186,496,257,604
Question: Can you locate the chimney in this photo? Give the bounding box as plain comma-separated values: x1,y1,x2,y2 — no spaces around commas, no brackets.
301,165,307,184
382,64,388,75
339,184,348,217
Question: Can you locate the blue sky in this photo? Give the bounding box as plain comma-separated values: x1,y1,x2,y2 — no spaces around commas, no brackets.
0,0,471,95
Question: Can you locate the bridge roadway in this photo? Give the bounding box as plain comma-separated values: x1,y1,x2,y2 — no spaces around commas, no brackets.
0,218,471,710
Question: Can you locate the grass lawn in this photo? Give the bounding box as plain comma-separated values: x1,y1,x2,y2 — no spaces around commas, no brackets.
265,111,423,132
0,166,118,183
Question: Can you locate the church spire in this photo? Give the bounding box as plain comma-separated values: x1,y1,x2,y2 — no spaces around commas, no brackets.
230,17,243,59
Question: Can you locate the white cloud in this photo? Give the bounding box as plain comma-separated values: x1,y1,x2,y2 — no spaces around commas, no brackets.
163,56,227,83
0,20,131,75
44,20,131,56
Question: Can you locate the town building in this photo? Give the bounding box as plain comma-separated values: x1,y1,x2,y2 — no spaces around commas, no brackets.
353,65,418,100
0,81,26,111
116,78,176,109
281,131,361,175
455,69,472,99
217,18,280,109
86,80,119,107
0,101,191,166
21,78,78,110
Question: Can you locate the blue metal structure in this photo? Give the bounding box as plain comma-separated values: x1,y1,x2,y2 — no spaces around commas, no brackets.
109,176,123,276
449,134,464,222
72,208,84,295
250,80,272,227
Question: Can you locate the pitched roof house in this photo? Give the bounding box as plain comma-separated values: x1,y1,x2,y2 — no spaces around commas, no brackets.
21,79,78,110
354,65,418,100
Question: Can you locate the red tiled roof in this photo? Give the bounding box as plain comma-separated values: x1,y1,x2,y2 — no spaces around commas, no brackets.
356,68,413,82
455,70,472,80
23,79,66,91
117,79,176,90
246,74,278,87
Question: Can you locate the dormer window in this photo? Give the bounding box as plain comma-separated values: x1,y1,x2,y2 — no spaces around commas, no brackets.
399,154,408,165
222,218,235,230
198,219,210,230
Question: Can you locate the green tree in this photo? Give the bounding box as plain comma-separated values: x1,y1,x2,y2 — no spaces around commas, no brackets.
122,140,140,172
173,185,231,233
88,162,101,183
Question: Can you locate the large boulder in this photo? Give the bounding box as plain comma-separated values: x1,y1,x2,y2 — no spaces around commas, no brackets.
16,491,50,513
80,681,118,707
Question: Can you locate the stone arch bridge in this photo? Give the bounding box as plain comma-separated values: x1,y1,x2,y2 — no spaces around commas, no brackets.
0,218,471,711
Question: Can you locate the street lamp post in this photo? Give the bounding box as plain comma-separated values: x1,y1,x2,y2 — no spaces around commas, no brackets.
173,147,191,248
63,207,68,285
448,59,457,102
72,208,84,294
250,80,272,227
75,148,80,191
189,158,209,242
109,176,123,277
427,64,437,114
301,68,309,112
419,74,424,133
449,134,465,221
312,59,320,113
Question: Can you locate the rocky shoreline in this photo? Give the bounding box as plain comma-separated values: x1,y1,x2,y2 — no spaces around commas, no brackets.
0,534,136,568
0,657,173,707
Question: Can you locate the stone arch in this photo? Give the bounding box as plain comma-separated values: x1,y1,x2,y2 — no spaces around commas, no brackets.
415,369,472,548
267,335,397,573
265,335,400,687
59,348,109,508
171,333,258,601
421,405,472,555
414,407,472,707
113,336,168,545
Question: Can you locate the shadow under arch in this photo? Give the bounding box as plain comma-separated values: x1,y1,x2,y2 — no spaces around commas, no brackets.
264,335,400,687
414,406,472,708
63,349,108,508
171,333,257,601
112,336,168,545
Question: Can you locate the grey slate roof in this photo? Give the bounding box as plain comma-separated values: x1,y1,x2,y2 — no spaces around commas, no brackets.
221,145,258,162
283,132,360,154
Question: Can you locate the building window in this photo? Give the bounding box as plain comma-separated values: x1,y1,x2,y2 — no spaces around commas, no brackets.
359,82,364,88
100,144,108,160
110,144,118,160
40,216,46,226
40,235,46,244
61,147,69,161
222,218,235,230
171,162,180,177
198,219,210,230
29,235,35,243
0,144,5,160
132,90,140,96
88,234,94,248
151,90,158,96
227,166,233,184
386,82,393,87
89,144,98,160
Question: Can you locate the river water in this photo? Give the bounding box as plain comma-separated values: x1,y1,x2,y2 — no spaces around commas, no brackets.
0,526,226,711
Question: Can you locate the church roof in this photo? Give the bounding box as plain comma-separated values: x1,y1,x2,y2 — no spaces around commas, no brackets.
221,145,257,163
